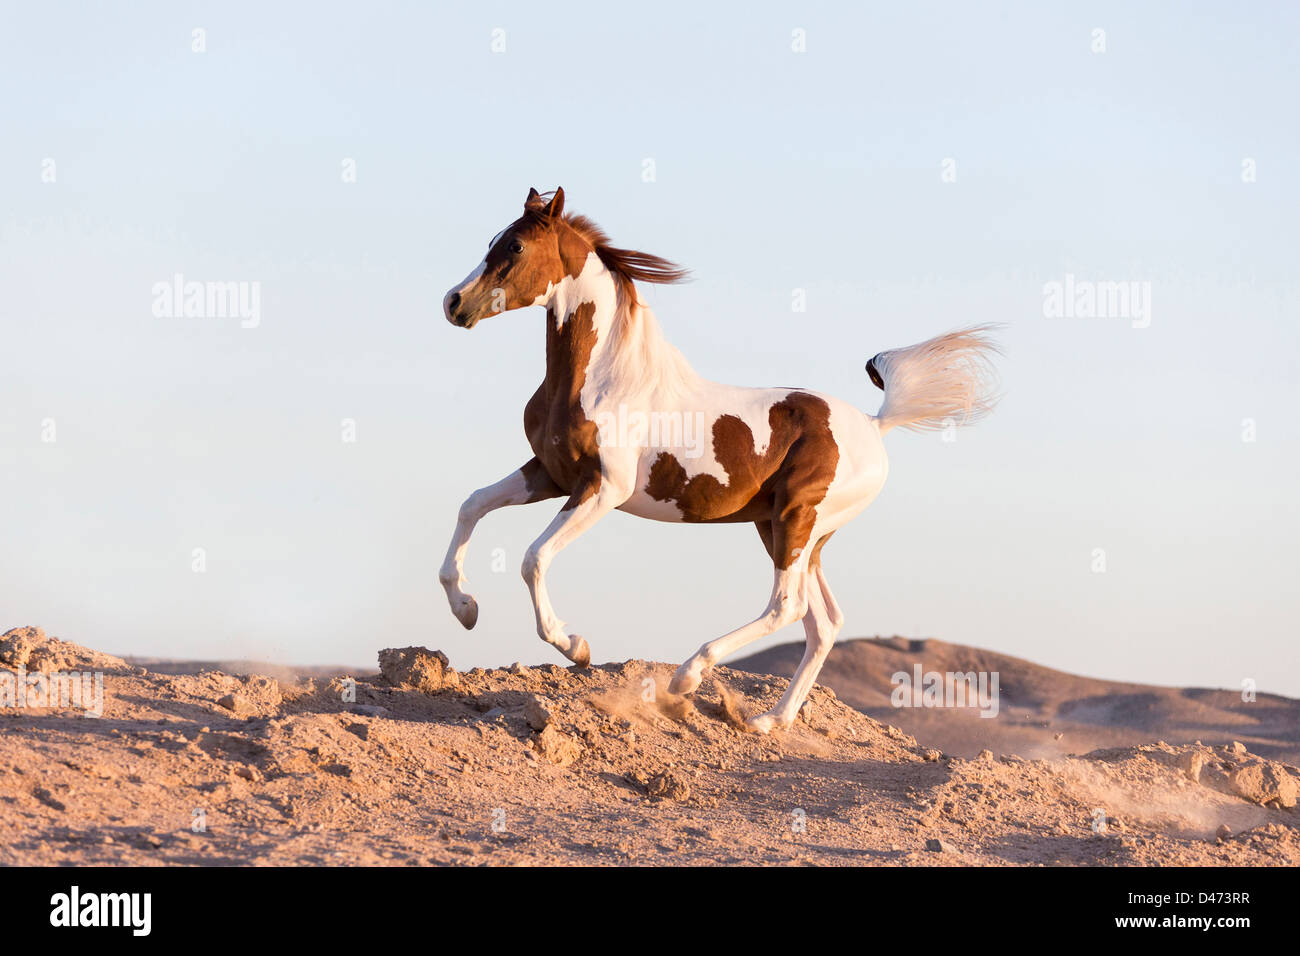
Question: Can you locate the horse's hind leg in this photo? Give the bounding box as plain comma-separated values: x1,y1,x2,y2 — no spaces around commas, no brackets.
439,458,561,629
668,518,811,696
668,562,810,696
748,533,843,733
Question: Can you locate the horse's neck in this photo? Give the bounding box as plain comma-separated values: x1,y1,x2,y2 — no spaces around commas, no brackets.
543,259,699,406
543,262,619,401
543,302,603,402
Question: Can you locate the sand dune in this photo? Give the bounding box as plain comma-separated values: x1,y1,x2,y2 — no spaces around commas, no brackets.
1,626,1296,866
733,637,1300,764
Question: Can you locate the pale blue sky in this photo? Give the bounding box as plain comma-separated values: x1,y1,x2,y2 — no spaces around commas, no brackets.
2,2,1297,695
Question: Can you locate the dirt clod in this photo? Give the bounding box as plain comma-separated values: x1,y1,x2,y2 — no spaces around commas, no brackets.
533,725,582,767
523,694,554,731
377,647,459,694
646,770,691,802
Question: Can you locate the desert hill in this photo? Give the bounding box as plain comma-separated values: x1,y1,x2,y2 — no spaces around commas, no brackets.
734,637,1300,765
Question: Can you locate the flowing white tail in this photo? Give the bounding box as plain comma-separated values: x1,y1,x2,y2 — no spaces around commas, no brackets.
867,325,1002,434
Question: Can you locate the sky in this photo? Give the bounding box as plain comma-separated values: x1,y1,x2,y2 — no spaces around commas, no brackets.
1,2,1297,696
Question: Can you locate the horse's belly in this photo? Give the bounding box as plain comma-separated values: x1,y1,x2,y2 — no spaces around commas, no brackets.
617,485,689,522
616,486,764,523
615,449,772,523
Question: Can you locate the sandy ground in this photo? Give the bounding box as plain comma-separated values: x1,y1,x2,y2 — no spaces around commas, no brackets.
1,626,1296,866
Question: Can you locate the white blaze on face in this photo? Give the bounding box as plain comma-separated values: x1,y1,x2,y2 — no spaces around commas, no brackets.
443,259,486,321
443,229,510,320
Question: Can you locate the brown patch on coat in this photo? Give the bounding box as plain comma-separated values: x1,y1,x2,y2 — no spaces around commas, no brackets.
645,393,839,568
808,531,834,567
525,301,603,510
755,523,833,569
519,457,564,503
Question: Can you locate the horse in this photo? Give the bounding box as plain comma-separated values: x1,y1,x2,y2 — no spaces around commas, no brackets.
440,186,999,733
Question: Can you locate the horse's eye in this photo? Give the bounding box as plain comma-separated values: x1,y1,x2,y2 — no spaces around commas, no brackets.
508,239,524,254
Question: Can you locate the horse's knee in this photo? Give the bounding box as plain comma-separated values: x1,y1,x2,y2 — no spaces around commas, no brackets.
458,489,488,524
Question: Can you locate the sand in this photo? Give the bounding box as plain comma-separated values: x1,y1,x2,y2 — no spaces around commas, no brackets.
1,627,1296,866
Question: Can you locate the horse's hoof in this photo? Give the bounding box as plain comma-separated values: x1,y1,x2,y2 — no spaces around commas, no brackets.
746,713,779,735
668,660,705,696
567,635,591,668
453,595,478,630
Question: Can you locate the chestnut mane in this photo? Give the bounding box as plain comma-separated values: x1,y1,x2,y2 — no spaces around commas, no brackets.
523,194,689,299
564,214,690,289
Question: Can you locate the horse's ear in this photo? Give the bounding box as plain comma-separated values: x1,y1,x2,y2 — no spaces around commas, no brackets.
542,187,565,219
525,187,545,212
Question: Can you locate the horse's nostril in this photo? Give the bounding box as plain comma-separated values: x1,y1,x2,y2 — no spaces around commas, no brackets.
448,292,461,311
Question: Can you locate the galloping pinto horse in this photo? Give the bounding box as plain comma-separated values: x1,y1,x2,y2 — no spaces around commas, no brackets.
441,187,999,733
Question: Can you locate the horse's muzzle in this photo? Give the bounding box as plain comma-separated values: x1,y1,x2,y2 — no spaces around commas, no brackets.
443,291,478,328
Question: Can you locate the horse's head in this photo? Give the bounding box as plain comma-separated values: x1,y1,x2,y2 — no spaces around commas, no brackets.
443,186,588,328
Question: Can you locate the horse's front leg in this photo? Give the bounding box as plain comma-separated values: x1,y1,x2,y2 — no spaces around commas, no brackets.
522,472,631,667
439,458,562,629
